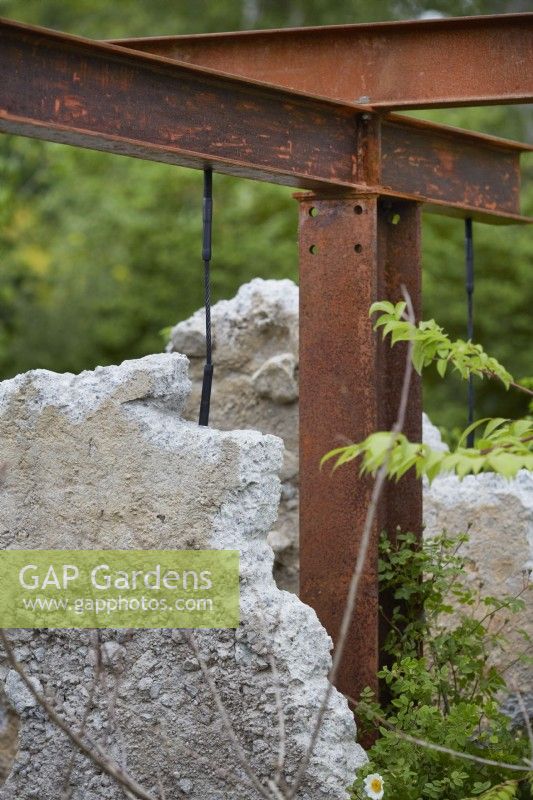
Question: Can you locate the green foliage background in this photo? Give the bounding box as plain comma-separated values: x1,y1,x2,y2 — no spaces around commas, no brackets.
0,0,531,431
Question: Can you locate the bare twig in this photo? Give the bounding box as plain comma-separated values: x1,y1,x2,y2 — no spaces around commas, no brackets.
267,648,286,788
267,779,287,799
502,378,533,398
0,630,157,800
287,287,417,800
353,696,532,772
156,718,256,797
500,646,533,678
157,774,167,800
103,636,131,787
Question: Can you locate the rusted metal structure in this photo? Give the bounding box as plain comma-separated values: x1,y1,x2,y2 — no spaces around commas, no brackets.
111,14,533,109
1,13,532,708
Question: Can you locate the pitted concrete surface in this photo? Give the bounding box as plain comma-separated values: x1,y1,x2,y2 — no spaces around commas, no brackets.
0,353,364,799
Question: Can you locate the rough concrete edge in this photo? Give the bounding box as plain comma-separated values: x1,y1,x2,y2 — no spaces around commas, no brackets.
0,353,191,423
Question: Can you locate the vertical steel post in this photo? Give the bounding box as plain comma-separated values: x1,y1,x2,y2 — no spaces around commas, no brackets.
297,193,422,706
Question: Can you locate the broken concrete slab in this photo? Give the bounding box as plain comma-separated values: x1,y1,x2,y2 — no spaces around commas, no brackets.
0,353,365,799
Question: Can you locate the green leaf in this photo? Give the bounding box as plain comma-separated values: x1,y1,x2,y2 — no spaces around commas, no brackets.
486,452,523,478
394,300,407,317
436,358,448,378
412,340,427,374
369,301,396,316
320,446,353,469
457,418,493,448
483,417,509,438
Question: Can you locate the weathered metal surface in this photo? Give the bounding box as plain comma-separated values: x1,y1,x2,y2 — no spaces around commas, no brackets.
0,18,359,191
111,14,533,109
380,119,521,217
298,194,422,709
0,18,531,224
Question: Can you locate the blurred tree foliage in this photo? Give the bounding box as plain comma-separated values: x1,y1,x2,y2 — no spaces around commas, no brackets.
0,0,531,431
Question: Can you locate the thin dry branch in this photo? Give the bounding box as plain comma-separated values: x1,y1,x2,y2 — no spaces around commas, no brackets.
501,378,533,398
509,684,533,767
61,630,103,800
103,635,131,785
0,630,157,800
157,774,167,800
156,718,258,797
267,648,286,788
251,599,287,788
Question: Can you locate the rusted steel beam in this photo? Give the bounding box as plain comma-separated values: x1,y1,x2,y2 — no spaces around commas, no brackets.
111,14,533,110
0,18,358,192
298,192,422,710
0,18,531,223
380,118,523,220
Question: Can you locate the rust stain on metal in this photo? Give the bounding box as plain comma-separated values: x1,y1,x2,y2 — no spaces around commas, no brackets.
0,18,358,190
381,121,521,213
0,18,530,223
376,200,423,696
298,194,422,714
111,13,533,110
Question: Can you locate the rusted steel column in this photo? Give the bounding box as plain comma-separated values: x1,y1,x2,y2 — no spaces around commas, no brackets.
297,193,422,706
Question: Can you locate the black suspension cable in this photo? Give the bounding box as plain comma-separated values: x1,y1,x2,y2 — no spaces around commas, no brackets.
465,217,475,447
199,167,213,426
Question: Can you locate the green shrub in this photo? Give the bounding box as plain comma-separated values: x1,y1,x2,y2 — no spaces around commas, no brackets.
350,532,532,800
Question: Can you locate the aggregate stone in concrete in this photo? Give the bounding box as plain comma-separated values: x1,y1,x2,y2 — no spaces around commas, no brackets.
0,353,365,799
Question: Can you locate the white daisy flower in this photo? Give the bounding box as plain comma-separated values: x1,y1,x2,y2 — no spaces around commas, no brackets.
363,772,384,800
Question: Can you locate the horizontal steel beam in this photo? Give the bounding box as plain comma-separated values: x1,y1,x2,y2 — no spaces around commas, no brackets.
0,18,531,223
111,14,533,110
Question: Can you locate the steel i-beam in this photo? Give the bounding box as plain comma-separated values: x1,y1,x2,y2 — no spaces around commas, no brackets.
111,13,533,109
297,193,422,708
0,18,531,224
